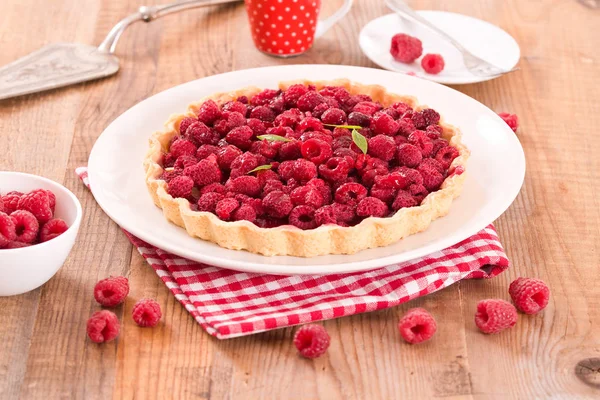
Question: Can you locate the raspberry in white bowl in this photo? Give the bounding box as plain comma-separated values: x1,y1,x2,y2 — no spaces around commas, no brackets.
0,172,82,296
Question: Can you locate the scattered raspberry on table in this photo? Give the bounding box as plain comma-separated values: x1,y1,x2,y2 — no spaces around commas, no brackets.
421,54,445,74
86,310,120,343
293,324,330,359
509,277,550,314
390,33,423,63
132,298,162,327
475,299,518,334
398,308,437,344
94,276,130,307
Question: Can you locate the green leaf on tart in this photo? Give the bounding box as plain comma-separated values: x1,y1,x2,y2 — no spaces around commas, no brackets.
352,129,368,154
256,134,292,142
323,124,363,130
247,164,273,174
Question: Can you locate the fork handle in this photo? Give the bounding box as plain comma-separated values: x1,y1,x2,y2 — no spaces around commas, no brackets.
385,0,467,53
98,0,241,53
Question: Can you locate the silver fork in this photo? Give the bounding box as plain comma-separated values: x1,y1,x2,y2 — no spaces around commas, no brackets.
385,0,519,77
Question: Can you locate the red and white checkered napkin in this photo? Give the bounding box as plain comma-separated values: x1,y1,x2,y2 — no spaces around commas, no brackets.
76,167,509,339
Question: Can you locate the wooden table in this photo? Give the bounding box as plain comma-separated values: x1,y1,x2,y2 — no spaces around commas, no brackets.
1,0,599,398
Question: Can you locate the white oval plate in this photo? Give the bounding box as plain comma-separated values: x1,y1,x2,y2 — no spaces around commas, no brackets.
88,65,525,275
359,12,520,85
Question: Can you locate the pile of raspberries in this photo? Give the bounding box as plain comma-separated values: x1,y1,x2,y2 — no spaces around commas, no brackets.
160,83,460,230
0,189,69,249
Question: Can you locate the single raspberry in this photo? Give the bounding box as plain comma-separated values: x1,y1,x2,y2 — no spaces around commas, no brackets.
215,198,240,221
223,100,248,116
396,143,422,168
185,121,219,146
435,145,459,169
410,111,428,130
287,204,317,230
87,310,120,343
0,212,17,248
262,190,293,218
314,205,337,226
335,182,368,205
250,105,276,122
390,102,412,116
292,159,318,182
174,155,199,170
498,112,519,132
169,138,197,159
394,166,424,185
307,178,332,204
408,130,434,157
374,171,410,190
274,108,303,127
262,179,285,196
367,135,396,161
162,153,176,168
246,118,267,136
278,140,303,160
10,210,39,244
418,164,444,191
370,184,396,204
382,107,400,120
93,276,129,307
426,124,443,139
232,204,257,222
398,308,437,344
197,99,222,125
226,126,254,150
197,192,225,213
217,145,243,171
320,108,346,125
301,139,332,165
347,111,371,127
421,53,445,74
420,158,445,174
167,175,194,199
283,84,309,107
422,109,441,126
256,169,279,186
475,299,517,334
184,157,222,186
178,116,196,135
391,190,417,211
225,176,261,197
353,101,382,116
397,118,416,137
356,197,388,218
390,33,423,63
160,169,181,182
371,113,399,136
311,102,331,119
269,95,286,113
290,186,325,208
297,91,326,112
132,298,162,327
508,277,550,315
251,88,279,105
39,218,69,242
17,190,53,223
222,111,247,134
200,183,227,195
408,183,429,203
293,324,330,358
5,241,31,249
276,160,295,181
296,117,324,133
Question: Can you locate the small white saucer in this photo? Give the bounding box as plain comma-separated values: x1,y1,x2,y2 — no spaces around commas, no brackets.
359,11,520,85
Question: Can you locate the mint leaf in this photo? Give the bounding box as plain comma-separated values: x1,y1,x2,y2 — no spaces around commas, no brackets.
256,134,292,142
247,164,273,174
351,129,368,154
324,124,363,130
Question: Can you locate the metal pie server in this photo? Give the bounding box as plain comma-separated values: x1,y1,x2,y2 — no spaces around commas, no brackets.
0,0,241,101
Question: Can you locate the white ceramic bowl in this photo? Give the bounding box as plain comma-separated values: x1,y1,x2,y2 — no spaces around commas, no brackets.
0,172,82,296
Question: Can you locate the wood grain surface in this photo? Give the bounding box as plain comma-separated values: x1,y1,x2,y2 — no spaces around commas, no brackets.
1,0,599,398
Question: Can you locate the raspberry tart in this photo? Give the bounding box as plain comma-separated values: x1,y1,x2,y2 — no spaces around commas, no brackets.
144,79,469,257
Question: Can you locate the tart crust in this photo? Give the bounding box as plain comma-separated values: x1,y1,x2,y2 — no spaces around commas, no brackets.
144,79,470,257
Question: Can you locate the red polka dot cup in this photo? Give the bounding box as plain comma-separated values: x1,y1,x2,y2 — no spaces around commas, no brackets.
245,0,353,57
